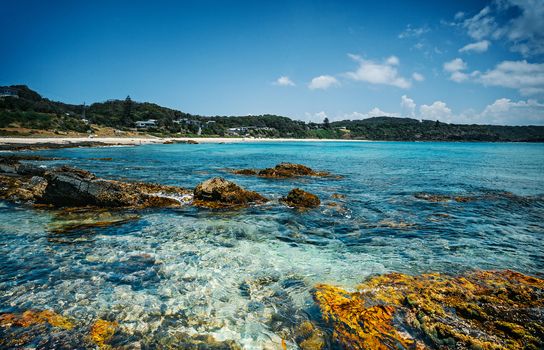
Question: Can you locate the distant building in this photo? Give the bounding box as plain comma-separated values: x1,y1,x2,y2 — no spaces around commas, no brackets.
135,119,158,128
174,118,201,126
0,88,18,98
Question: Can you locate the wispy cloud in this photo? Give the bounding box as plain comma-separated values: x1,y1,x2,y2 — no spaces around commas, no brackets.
308,75,339,90
458,1,544,57
459,40,490,53
398,25,429,39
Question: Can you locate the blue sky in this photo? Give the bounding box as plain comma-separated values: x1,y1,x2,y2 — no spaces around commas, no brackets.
1,0,543,125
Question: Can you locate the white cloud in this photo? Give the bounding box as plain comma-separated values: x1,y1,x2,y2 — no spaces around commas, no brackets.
463,6,497,41
415,96,544,125
412,72,425,81
477,60,544,95
386,56,400,65
443,58,467,72
454,11,465,20
304,97,544,125
450,71,470,83
401,95,416,117
273,76,295,86
346,54,411,89
459,40,490,53
343,108,400,120
398,25,429,39
477,98,544,125
420,101,453,121
308,75,339,90
459,1,544,57
443,58,471,82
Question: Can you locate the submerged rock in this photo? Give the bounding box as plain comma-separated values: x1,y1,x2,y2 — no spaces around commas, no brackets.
193,177,267,208
232,163,330,178
313,270,544,349
414,192,474,203
90,319,117,349
48,209,140,233
0,310,74,330
281,188,320,209
293,321,326,350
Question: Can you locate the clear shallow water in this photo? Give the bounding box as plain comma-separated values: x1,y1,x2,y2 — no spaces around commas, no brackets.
1,141,543,348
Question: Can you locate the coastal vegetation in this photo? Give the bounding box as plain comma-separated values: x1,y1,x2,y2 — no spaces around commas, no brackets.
2,85,543,141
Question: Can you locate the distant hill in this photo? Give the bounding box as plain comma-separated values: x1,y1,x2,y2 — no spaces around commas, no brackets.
1,85,543,141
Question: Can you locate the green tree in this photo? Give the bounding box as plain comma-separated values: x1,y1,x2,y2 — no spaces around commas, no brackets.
323,117,331,129
123,95,133,126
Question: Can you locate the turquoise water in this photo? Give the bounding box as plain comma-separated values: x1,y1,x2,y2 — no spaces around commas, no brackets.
1,141,543,348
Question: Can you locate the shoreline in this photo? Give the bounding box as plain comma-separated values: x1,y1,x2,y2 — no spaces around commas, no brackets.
0,136,371,146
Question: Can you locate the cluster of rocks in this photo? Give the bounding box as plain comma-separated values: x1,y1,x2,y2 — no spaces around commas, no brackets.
231,162,330,178
0,157,191,209
0,157,324,211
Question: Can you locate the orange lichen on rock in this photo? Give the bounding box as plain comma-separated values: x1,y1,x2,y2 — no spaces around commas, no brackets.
0,309,74,330
314,284,413,350
313,270,544,349
90,319,118,349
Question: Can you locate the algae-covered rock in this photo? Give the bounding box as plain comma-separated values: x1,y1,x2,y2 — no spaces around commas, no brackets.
48,209,140,233
232,163,330,178
90,319,117,349
0,159,191,210
193,177,268,208
0,310,74,330
313,270,544,350
294,321,326,350
281,188,320,209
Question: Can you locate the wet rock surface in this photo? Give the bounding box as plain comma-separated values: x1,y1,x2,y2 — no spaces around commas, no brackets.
313,270,544,349
0,158,190,209
232,163,330,178
281,188,321,209
193,177,268,208
47,209,140,233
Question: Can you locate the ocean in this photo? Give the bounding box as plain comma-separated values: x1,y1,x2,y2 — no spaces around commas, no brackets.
1,141,543,348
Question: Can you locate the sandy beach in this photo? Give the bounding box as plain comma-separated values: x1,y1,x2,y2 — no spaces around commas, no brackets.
0,136,369,146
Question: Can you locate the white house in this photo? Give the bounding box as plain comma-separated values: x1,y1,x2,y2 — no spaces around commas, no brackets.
135,119,158,128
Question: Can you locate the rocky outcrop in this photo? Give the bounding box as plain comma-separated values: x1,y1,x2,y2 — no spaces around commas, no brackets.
280,188,320,209
0,158,191,209
313,270,544,349
40,167,190,208
232,163,329,178
193,177,267,208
